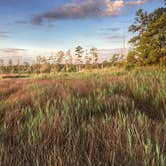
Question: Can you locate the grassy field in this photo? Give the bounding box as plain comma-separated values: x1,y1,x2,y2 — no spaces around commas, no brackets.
0,67,166,165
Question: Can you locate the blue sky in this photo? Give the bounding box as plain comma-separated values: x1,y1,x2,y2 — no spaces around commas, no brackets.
0,0,164,57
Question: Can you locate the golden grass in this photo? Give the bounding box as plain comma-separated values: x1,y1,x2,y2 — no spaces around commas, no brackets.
0,67,165,165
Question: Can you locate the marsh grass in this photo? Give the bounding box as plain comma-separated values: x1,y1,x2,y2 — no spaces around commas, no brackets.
0,67,165,165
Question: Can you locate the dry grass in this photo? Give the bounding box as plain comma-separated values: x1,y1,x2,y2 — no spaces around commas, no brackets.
0,67,166,165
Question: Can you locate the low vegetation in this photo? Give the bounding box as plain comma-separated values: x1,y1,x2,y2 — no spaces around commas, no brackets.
0,67,165,165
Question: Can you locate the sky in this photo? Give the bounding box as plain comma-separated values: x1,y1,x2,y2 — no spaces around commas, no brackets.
0,0,164,60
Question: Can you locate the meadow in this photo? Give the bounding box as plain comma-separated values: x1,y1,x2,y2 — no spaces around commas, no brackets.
0,67,165,165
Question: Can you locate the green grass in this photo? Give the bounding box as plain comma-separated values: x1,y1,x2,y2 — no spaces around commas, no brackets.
0,67,166,165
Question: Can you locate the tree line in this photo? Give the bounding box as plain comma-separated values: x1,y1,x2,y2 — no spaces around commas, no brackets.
0,46,125,74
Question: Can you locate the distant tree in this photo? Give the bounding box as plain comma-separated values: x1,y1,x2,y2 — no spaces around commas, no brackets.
48,53,57,65
65,49,72,72
22,62,31,73
36,56,43,72
0,59,4,74
75,46,84,71
36,56,42,64
90,47,98,65
102,60,109,68
110,54,120,66
85,49,92,69
23,62,29,67
8,58,13,66
0,59,4,66
57,51,65,64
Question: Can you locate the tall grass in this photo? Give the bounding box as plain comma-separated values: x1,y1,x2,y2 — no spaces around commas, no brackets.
0,67,165,165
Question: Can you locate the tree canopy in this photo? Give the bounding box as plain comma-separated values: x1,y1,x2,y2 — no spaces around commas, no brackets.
128,5,166,65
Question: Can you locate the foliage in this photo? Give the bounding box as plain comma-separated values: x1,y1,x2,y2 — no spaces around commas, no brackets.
128,7,166,65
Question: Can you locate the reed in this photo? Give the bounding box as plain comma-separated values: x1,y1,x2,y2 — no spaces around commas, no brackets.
0,67,165,165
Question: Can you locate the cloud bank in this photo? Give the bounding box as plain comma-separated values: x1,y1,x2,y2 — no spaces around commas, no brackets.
32,0,105,25
0,48,27,55
32,0,151,25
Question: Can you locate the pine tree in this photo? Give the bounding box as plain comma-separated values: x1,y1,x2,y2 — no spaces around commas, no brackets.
128,7,166,65
75,46,84,71
90,47,98,65
129,9,148,44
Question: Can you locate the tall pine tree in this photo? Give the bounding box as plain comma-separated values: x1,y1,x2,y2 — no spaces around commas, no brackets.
128,5,166,65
